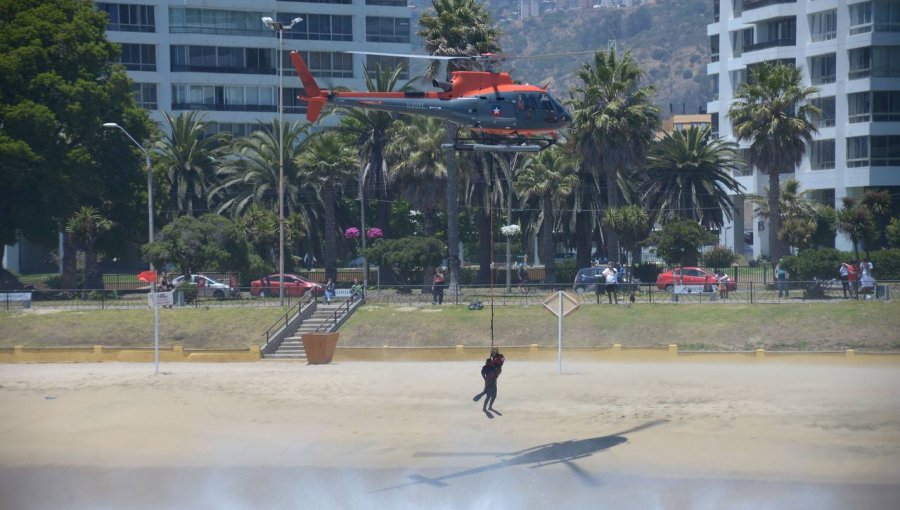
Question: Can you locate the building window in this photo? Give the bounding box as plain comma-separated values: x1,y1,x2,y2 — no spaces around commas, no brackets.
280,13,353,41
810,96,835,127
871,135,900,166
710,35,719,63
873,91,900,121
205,122,267,138
809,140,835,170
848,47,871,79
847,136,869,167
284,87,309,114
872,46,900,77
710,112,719,138
132,83,157,109
169,8,270,36
809,9,837,42
743,0,796,12
172,84,276,112
873,0,900,32
366,17,410,43
710,74,719,101
848,92,871,123
281,0,351,3
171,45,275,74
730,68,747,93
809,54,836,85
288,51,354,78
849,1,873,34
366,55,410,80
731,28,753,58
118,43,156,71
747,17,795,52
97,3,155,32
713,0,720,22
366,0,408,5
734,148,753,177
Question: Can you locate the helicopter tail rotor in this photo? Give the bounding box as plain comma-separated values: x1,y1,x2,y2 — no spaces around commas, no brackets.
289,51,325,122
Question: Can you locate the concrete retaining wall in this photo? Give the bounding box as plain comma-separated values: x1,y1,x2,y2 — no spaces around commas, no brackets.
0,344,260,363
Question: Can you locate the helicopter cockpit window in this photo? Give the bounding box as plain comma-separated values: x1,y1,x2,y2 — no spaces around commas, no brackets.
540,95,554,111
515,94,525,110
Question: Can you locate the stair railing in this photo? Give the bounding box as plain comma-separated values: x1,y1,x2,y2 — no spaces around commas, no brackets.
315,289,364,332
262,291,316,349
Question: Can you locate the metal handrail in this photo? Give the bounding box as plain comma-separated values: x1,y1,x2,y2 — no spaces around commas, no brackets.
315,289,364,332
262,291,316,346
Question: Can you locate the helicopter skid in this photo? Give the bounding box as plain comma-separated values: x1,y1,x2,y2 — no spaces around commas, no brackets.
442,135,557,153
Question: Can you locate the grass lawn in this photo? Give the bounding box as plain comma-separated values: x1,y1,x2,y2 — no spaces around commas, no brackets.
2,301,899,352
0,307,289,350
340,301,900,352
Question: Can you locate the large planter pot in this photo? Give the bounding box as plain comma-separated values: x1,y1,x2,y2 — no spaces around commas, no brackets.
301,332,340,364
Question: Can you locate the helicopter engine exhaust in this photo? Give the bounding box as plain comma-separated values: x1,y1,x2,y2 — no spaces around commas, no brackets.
432,79,452,92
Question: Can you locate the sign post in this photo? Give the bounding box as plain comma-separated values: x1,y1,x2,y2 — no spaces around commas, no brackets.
541,291,580,374
137,270,161,374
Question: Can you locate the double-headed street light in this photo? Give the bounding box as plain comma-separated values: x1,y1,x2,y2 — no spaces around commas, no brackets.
103,122,153,270
262,15,302,306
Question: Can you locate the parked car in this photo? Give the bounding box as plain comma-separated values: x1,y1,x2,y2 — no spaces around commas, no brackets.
656,267,736,291
345,256,365,268
572,266,609,294
171,274,239,299
250,274,324,297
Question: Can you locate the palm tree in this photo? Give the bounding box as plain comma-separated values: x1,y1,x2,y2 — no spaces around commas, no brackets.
837,197,877,261
568,50,659,263
385,116,447,236
296,133,358,281
727,62,820,261
338,62,411,240
643,125,744,229
602,205,650,273
65,206,112,290
514,147,578,284
418,0,502,287
153,111,229,218
210,121,310,219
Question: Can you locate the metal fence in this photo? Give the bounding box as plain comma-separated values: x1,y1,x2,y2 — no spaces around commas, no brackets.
3,279,895,312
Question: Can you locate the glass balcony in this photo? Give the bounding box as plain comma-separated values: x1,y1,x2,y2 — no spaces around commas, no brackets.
745,38,796,52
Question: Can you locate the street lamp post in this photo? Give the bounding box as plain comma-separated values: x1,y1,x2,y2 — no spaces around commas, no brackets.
359,164,370,292
263,15,302,307
104,122,158,374
103,123,153,269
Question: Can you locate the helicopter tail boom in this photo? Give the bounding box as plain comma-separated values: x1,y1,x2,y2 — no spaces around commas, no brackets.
289,51,324,122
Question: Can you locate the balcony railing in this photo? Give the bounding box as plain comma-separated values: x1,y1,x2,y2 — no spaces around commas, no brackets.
171,65,276,75
711,53,719,62
745,38,796,52
811,75,835,85
816,118,836,128
742,0,795,11
172,103,277,112
810,160,834,170
811,31,836,42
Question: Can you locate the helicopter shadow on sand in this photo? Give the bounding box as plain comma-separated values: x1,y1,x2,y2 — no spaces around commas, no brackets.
373,419,667,492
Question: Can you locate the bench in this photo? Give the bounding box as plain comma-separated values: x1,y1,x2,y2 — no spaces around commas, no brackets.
334,289,352,298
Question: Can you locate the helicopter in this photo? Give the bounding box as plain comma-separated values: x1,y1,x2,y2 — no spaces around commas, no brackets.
288,50,576,152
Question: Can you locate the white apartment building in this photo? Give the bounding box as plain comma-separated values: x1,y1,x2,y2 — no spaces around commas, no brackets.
95,0,413,135
707,0,900,259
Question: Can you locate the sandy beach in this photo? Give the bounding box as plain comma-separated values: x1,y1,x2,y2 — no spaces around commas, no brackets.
1,360,899,509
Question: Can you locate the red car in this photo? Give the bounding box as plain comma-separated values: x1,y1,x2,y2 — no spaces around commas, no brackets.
250,274,324,297
656,267,736,291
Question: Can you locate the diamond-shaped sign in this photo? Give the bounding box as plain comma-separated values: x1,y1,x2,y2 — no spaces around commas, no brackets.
542,291,580,318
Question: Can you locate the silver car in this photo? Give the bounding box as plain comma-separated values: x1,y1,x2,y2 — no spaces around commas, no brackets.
171,274,239,299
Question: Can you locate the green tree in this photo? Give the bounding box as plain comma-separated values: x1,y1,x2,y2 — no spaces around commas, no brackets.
362,236,445,286
886,217,900,249
652,219,715,268
569,50,660,262
296,133,358,281
153,111,229,218
515,147,579,283
861,189,892,249
65,206,112,290
727,63,820,261
418,0,502,287
702,245,739,270
643,125,743,228
142,214,252,275
602,205,651,271
0,0,153,282
811,204,837,249
746,178,818,253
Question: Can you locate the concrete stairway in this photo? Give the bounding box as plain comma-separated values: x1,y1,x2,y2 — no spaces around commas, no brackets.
263,301,348,360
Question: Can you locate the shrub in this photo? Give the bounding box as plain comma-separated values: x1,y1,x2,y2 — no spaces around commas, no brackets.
869,249,900,280
175,282,197,304
632,262,662,283
781,248,847,282
702,245,738,269
555,259,578,285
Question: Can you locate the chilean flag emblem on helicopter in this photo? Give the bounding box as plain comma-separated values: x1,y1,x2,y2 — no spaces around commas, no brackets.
491,106,502,117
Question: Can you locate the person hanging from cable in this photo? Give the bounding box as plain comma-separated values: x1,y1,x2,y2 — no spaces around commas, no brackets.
473,348,504,412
